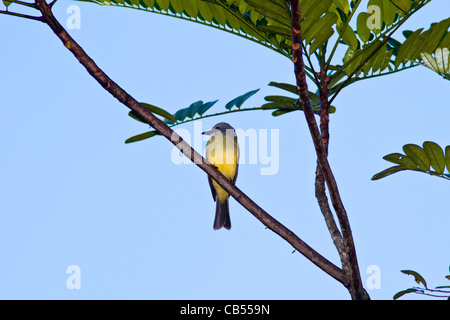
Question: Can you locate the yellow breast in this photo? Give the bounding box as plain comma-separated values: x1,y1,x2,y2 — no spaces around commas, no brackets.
206,134,239,203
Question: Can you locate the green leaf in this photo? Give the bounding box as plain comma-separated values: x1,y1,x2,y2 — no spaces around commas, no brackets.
185,100,204,118
402,144,430,171
363,43,390,73
3,0,11,8
423,141,445,174
374,142,450,181
403,30,414,38
420,52,440,73
142,0,154,7
389,0,413,12
339,24,359,50
331,5,347,28
174,108,188,122
436,285,450,289
139,102,177,123
357,40,391,75
356,12,371,43
197,100,218,116
125,130,159,143
169,0,183,14
371,165,407,180
420,47,450,76
268,82,297,94
264,95,297,103
300,0,333,36
156,0,170,11
434,48,450,74
382,0,398,27
271,109,295,117
332,0,349,15
303,12,337,54
342,47,361,76
322,105,337,114
401,270,428,288
244,0,291,27
445,146,450,174
267,82,322,106
421,18,450,54
257,25,292,38
181,0,198,17
395,28,424,67
366,0,383,34
440,32,450,49
261,102,296,109
225,88,259,110
128,111,146,123
383,153,418,170
309,92,321,107
387,38,402,56
393,288,419,300
165,98,220,124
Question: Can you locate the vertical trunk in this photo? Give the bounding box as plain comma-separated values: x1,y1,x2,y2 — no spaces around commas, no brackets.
290,0,370,300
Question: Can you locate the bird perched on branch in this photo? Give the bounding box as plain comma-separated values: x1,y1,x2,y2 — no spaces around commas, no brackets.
202,122,239,230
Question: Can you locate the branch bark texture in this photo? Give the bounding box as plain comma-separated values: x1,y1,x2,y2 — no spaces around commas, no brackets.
315,73,348,275
289,0,369,300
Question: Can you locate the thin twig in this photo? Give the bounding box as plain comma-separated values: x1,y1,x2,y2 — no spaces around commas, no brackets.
329,63,419,97
165,107,282,128
0,10,42,21
302,41,320,86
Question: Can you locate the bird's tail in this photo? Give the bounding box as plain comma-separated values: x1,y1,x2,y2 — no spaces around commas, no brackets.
213,198,231,230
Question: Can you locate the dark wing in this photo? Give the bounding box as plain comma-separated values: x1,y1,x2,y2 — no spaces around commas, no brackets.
233,137,239,184
208,175,216,201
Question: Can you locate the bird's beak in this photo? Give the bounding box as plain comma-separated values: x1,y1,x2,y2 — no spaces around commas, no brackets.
202,129,217,136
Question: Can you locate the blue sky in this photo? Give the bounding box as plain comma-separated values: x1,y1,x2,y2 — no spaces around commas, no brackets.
0,0,449,299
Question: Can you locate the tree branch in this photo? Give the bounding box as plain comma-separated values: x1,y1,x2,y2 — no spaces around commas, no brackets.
315,165,347,267
289,0,368,300
31,0,349,287
0,9,42,21
315,71,347,274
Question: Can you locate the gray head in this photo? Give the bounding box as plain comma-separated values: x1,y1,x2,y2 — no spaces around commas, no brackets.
202,122,236,136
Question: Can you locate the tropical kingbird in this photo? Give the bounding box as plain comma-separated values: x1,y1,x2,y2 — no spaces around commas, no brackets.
202,122,239,230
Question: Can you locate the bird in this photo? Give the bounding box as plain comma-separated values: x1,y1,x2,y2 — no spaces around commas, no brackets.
202,122,239,230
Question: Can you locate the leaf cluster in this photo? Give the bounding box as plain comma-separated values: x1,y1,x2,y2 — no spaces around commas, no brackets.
421,47,450,80
394,268,450,299
75,0,450,144
125,89,260,143
372,141,450,181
